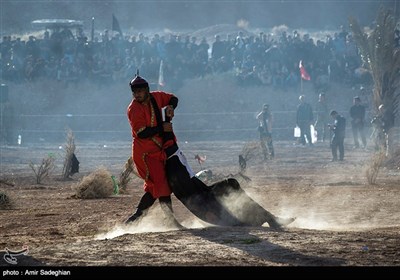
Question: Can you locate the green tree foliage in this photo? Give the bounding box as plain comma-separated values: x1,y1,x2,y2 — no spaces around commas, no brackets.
349,8,400,118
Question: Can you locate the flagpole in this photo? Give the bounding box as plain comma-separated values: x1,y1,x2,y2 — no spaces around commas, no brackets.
300,76,303,93
158,60,164,90
299,60,303,93
91,17,95,42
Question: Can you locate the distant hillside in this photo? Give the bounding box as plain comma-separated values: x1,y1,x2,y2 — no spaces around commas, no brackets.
1,1,388,35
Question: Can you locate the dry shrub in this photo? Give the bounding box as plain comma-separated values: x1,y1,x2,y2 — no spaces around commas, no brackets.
74,167,114,199
365,151,386,185
29,154,55,184
0,191,12,209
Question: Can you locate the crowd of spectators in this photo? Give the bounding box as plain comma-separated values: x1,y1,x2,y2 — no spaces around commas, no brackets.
1,25,399,92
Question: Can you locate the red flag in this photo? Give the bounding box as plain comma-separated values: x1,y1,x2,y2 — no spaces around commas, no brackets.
299,60,311,81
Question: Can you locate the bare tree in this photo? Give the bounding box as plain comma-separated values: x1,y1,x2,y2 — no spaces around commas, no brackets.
349,8,400,156
29,155,55,184
118,157,138,192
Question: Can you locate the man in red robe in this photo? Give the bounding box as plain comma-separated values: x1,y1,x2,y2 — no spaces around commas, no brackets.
125,73,178,224
125,74,295,230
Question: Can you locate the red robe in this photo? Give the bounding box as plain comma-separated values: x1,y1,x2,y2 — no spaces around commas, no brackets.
127,91,176,198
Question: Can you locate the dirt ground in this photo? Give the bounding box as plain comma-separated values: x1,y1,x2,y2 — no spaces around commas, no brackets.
1,139,400,269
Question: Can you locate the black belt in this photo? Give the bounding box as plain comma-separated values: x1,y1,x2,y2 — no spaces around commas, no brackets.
165,143,178,158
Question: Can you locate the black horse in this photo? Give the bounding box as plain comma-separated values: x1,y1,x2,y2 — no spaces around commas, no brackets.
165,144,294,229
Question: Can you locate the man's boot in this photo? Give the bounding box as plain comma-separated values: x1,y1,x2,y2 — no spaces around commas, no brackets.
125,192,155,224
124,208,143,224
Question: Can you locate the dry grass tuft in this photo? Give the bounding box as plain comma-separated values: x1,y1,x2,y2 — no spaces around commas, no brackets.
365,151,386,185
74,167,114,199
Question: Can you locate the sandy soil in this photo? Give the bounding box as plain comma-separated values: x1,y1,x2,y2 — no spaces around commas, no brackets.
1,140,400,269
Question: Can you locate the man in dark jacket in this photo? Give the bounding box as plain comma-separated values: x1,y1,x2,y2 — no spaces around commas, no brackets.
329,110,346,161
349,96,366,149
296,95,314,146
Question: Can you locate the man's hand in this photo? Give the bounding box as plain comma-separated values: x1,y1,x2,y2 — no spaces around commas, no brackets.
165,105,174,119
163,122,173,132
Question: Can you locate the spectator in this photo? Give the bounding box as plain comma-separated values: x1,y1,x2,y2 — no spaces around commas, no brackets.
329,110,346,161
349,96,367,149
371,104,395,156
296,95,314,146
257,103,275,160
314,93,330,143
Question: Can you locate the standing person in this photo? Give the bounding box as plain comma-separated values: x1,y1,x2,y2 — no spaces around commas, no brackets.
296,95,314,146
256,104,275,160
124,73,180,225
349,96,367,149
314,93,329,143
371,104,395,156
329,110,346,161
